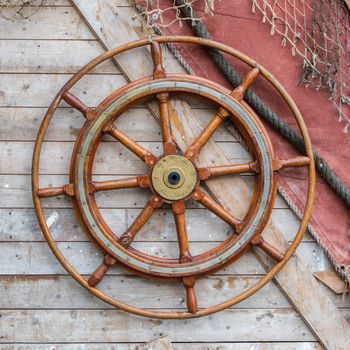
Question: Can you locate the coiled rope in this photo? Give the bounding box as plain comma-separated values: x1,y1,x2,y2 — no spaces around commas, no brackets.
176,0,350,208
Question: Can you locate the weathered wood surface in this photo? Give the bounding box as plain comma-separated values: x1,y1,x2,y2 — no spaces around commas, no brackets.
1,274,348,309
0,107,234,141
0,242,331,275
0,1,347,348
0,74,127,107
0,40,117,74
0,208,309,242
0,74,209,108
0,309,314,342
0,141,251,174
136,336,172,350
0,6,94,39
313,270,348,294
0,174,288,209
71,1,350,349
0,275,292,309
0,344,322,350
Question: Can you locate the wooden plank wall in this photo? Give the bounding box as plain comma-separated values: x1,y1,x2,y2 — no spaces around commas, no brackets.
0,1,348,349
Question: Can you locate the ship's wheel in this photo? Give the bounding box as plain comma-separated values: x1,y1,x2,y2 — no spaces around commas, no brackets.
32,36,315,319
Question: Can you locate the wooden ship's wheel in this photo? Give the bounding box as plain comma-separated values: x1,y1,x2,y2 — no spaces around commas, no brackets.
32,36,315,319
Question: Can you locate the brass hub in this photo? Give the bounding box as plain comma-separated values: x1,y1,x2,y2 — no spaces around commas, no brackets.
151,155,197,201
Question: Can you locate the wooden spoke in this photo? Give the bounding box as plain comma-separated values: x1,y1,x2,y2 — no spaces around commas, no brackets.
273,156,310,171
172,201,192,263
151,41,165,79
198,161,259,180
37,184,74,198
183,277,198,314
185,107,230,161
118,195,164,247
62,91,96,121
90,175,149,193
104,123,157,166
184,68,260,162
87,254,117,287
252,235,284,262
157,92,177,155
192,188,243,232
152,42,176,154
231,67,260,102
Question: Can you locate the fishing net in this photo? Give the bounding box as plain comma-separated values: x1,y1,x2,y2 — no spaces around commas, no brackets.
130,0,350,133
0,0,45,21
252,0,350,133
129,0,214,35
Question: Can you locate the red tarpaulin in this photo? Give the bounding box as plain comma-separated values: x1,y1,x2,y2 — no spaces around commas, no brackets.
143,0,350,277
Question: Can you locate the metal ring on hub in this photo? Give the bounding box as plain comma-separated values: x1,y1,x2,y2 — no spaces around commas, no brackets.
152,155,197,200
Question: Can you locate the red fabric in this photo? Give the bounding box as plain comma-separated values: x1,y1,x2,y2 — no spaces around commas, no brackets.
146,0,350,273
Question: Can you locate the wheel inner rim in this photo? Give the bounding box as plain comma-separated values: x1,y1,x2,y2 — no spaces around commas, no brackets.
75,80,273,276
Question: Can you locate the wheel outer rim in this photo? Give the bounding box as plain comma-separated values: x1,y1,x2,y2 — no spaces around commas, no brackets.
32,36,316,319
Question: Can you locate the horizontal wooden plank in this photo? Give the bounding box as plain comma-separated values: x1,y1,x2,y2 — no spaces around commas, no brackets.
0,107,237,142
0,309,314,342
0,7,94,40
0,74,213,109
0,175,288,209
0,207,312,243
0,40,118,74
40,0,72,5
0,74,127,107
2,274,347,310
0,6,178,42
0,275,291,309
0,207,239,243
0,241,332,275
0,344,323,350
0,241,265,275
0,174,148,209
163,344,321,350
0,141,249,175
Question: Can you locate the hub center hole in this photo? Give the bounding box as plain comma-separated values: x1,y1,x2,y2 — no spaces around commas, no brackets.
168,172,181,185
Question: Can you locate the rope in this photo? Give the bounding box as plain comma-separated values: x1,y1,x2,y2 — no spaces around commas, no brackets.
176,0,350,208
